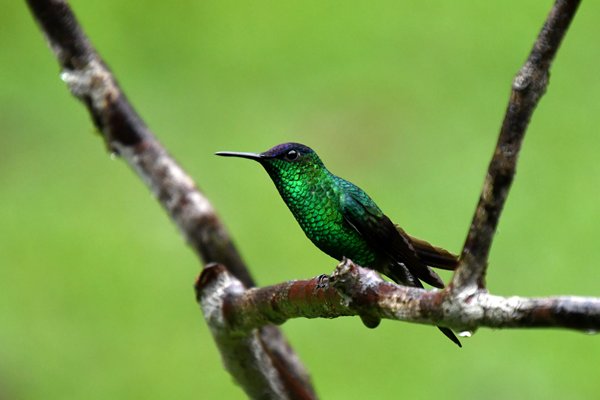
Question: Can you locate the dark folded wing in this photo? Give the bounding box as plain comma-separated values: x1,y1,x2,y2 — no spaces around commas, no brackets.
340,189,444,288
339,184,462,346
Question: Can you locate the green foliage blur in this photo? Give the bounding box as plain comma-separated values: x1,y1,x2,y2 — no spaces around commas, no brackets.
2,1,599,399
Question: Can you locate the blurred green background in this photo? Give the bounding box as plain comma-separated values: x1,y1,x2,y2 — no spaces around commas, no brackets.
2,1,599,399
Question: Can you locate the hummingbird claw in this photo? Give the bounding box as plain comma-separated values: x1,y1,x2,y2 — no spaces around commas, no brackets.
316,274,329,288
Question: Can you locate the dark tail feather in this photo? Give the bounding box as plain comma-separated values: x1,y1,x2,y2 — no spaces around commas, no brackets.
412,265,444,289
387,263,462,348
439,327,462,347
414,242,459,270
385,262,417,287
395,226,459,270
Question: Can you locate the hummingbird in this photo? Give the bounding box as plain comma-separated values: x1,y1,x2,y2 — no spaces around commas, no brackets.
216,142,461,347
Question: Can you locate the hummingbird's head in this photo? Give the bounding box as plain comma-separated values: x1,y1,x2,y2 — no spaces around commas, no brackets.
216,142,326,183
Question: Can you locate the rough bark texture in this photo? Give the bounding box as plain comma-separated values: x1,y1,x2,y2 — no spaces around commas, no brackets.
199,259,600,334
452,0,581,291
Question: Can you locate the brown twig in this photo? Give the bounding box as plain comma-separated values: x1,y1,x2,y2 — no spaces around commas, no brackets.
25,0,316,398
453,0,581,291
197,260,600,334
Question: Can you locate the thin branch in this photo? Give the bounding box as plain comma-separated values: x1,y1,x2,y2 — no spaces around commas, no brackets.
25,0,316,398
453,0,581,291
197,259,600,334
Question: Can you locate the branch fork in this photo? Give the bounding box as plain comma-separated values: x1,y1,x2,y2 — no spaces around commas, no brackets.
26,0,592,398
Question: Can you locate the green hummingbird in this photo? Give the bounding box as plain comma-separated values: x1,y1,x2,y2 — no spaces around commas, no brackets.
216,142,461,347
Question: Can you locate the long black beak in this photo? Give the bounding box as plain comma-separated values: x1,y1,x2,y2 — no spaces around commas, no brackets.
215,151,263,161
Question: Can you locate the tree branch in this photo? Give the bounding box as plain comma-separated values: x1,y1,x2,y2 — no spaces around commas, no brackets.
197,259,600,334
26,0,255,285
27,0,595,397
453,0,581,291
191,0,599,349
25,0,316,398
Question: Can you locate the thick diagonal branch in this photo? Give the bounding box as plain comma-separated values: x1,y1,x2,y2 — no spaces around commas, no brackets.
26,0,253,285
197,260,600,334
453,0,581,290
25,0,316,398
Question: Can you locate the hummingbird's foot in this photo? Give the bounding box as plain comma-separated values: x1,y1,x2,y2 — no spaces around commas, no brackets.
316,274,329,288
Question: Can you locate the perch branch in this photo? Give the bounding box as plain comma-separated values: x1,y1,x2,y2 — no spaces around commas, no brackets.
192,0,599,344
25,0,316,398
453,0,581,291
197,259,600,334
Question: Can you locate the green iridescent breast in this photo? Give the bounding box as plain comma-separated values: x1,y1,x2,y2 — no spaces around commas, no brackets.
267,162,377,267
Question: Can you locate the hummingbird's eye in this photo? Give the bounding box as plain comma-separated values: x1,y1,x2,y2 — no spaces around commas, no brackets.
284,149,300,161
